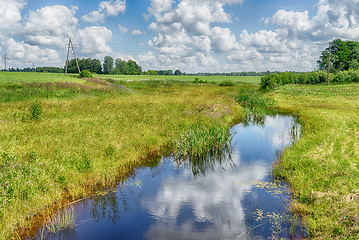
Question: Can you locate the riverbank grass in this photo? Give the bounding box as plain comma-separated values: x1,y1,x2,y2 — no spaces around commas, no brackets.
271,83,359,239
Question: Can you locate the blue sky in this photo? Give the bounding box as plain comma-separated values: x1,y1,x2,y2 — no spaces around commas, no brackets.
1,0,359,73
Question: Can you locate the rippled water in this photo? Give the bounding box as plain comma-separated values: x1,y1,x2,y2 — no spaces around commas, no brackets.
34,115,307,240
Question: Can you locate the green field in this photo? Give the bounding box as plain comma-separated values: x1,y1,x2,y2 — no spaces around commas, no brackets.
95,74,261,84
0,72,358,239
0,72,79,84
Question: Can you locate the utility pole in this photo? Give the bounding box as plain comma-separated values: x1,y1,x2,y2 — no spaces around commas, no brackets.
4,54,7,72
65,39,81,74
327,41,331,86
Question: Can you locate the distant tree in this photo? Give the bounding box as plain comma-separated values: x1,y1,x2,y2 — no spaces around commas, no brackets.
318,39,359,72
144,70,158,75
114,59,128,74
127,60,142,75
91,59,102,74
174,69,182,76
65,59,81,73
103,56,114,74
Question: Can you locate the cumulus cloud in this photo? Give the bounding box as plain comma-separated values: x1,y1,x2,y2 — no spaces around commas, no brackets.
2,38,62,68
0,3,117,68
143,0,359,72
77,26,112,56
24,5,78,46
82,0,126,23
0,0,26,35
141,0,243,72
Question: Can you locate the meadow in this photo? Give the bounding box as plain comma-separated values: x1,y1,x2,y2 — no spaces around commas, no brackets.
0,72,246,239
94,74,261,84
0,72,358,239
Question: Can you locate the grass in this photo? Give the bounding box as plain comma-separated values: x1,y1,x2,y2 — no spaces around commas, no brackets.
0,72,243,239
270,83,359,239
94,74,261,84
0,72,78,84
46,207,75,234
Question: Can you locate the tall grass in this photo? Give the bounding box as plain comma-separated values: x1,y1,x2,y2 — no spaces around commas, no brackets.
174,121,233,158
173,121,234,177
234,89,275,125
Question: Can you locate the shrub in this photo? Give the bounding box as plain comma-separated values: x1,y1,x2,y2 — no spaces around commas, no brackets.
79,70,93,78
260,73,280,90
347,70,359,82
333,71,347,83
218,80,235,86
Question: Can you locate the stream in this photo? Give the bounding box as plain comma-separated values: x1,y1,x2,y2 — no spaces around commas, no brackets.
34,114,307,240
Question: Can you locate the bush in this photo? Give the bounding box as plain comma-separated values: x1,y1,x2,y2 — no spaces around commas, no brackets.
218,80,235,86
79,70,93,78
260,73,280,90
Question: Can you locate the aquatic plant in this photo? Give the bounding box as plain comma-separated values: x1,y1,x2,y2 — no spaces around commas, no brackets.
46,207,75,233
173,121,234,177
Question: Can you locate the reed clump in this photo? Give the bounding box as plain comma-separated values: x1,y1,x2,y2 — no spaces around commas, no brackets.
173,121,233,159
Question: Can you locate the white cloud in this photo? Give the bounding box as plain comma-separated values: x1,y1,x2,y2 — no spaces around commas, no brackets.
77,26,112,57
24,5,78,46
118,24,128,33
0,0,26,35
82,0,126,23
2,38,62,68
131,29,146,35
142,0,243,72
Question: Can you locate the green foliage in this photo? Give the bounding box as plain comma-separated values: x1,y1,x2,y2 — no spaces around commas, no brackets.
30,101,42,120
260,70,359,89
174,69,182,76
103,56,114,74
112,59,142,75
218,80,235,86
193,78,208,84
317,39,359,72
79,70,93,78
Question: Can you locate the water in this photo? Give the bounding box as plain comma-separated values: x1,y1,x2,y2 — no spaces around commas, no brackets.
35,115,307,240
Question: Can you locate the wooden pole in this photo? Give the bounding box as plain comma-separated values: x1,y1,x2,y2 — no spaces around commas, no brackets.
70,39,81,74
327,42,331,86
65,39,70,75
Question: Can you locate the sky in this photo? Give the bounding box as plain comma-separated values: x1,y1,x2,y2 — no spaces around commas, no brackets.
1,0,359,73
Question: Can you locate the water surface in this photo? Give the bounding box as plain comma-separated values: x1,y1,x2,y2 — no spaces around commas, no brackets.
36,115,306,240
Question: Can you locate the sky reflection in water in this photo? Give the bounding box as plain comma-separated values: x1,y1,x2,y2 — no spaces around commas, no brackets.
37,115,306,240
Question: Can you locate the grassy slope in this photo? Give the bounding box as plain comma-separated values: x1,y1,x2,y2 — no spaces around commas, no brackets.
0,73,244,239
270,83,359,239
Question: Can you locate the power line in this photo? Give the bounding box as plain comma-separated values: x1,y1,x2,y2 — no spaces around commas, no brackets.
65,39,81,74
